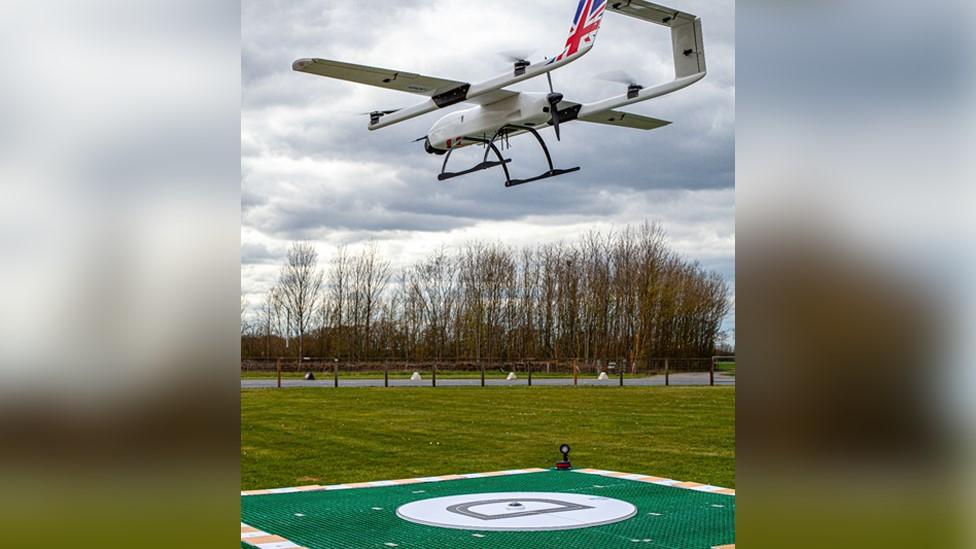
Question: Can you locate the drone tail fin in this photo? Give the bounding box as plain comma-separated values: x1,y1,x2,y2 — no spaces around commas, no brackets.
603,1,705,79
553,0,608,62
671,15,705,78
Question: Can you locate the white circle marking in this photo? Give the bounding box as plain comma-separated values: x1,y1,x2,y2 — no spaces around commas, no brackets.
396,491,637,531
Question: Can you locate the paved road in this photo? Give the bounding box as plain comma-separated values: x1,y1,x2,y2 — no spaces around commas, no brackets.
241,372,734,389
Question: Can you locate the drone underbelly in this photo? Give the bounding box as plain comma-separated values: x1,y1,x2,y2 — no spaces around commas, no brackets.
430,112,504,150
430,108,550,150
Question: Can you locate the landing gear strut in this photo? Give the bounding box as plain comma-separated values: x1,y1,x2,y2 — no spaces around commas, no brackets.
502,124,580,187
436,137,512,182
436,125,579,187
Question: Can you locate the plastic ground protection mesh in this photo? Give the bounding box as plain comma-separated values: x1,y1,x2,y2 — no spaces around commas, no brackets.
241,470,734,549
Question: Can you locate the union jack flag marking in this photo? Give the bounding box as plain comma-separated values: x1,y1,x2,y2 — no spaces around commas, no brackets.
556,0,606,62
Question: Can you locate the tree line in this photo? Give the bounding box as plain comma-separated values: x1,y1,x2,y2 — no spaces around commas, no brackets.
241,222,731,366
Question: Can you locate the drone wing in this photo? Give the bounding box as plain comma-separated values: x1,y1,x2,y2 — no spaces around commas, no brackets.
294,0,608,130
578,110,670,130
292,59,463,96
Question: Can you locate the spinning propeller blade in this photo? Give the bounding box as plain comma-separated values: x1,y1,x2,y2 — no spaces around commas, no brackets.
498,49,535,64
360,109,400,126
596,70,645,98
357,109,399,116
595,70,640,86
546,72,562,141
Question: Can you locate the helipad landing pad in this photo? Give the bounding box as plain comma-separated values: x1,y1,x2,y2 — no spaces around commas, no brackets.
241,468,735,548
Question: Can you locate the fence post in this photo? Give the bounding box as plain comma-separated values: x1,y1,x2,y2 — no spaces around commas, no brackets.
276,358,281,389
333,361,338,388
528,363,532,386
481,363,485,387
665,358,669,386
709,357,714,386
573,362,578,386
619,364,624,387
432,365,437,387
384,362,389,388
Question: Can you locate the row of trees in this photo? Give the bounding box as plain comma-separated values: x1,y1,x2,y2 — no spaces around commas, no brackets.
241,222,731,365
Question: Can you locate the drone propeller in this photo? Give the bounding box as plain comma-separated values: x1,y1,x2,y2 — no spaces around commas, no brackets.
596,70,645,99
500,49,534,77
546,71,564,141
498,49,535,64
357,109,400,125
596,70,639,86
357,109,399,116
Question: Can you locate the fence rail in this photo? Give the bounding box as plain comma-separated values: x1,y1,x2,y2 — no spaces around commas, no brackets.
241,356,735,388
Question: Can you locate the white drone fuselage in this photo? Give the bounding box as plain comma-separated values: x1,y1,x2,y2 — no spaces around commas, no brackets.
426,92,553,152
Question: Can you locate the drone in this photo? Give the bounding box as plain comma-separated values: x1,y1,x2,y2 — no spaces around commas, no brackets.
293,0,706,187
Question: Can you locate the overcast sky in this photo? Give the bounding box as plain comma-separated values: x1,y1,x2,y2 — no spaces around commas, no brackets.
242,0,735,334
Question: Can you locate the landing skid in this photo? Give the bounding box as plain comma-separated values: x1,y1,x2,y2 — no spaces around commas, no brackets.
506,167,581,187
436,125,579,187
437,152,511,181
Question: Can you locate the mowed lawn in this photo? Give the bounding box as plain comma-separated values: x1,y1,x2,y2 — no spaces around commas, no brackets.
241,386,734,491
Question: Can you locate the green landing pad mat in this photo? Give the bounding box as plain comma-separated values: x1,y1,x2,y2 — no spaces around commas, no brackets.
242,470,734,548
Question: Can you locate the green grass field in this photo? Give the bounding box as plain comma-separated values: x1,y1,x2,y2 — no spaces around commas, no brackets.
241,386,734,491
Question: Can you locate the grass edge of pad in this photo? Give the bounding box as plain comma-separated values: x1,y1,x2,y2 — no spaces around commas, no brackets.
242,386,735,491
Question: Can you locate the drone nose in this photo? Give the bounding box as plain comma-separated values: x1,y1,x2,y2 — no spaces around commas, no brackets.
423,137,447,156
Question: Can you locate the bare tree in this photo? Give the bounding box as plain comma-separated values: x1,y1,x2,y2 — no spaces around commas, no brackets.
240,293,249,336
328,245,351,358
410,247,458,362
258,286,282,357
277,242,324,359
316,289,332,357
351,242,391,358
